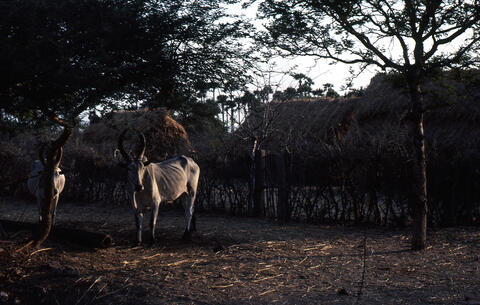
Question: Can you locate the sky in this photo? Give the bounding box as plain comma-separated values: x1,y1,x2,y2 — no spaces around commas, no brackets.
226,1,473,95
227,2,380,94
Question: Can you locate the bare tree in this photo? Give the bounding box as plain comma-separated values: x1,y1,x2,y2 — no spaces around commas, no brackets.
257,0,480,250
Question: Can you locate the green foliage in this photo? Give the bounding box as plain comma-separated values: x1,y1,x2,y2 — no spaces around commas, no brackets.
1,0,253,135
273,87,297,101
173,97,225,135
0,0,148,125
291,73,314,97
272,79,338,101
140,1,255,112
257,1,480,73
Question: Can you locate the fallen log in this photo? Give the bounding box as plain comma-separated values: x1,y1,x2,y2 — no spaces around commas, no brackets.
0,219,112,248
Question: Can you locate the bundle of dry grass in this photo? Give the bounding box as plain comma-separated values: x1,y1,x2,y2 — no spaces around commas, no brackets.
82,108,192,162
354,71,480,161
242,71,480,162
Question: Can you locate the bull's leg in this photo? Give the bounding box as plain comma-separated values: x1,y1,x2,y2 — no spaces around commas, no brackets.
131,192,144,245
150,201,160,243
37,197,43,223
182,195,196,240
191,213,196,232
51,195,59,227
134,212,144,245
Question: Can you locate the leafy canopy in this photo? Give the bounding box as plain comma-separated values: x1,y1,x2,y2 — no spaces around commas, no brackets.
257,0,480,73
0,0,253,130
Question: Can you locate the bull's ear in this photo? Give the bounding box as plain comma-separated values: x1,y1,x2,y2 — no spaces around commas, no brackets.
142,156,151,166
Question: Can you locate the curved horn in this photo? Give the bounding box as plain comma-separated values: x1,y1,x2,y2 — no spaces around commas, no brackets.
53,146,63,168
118,129,132,161
136,131,146,159
39,143,47,166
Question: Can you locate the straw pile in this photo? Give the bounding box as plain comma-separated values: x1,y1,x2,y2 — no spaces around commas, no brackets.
82,108,192,162
243,71,480,162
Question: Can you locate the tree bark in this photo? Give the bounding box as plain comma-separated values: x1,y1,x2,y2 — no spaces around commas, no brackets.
33,127,73,248
248,139,258,216
253,149,266,217
405,70,428,251
275,152,289,223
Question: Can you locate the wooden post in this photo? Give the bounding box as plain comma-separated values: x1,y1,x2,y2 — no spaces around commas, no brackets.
275,152,289,223
254,149,266,217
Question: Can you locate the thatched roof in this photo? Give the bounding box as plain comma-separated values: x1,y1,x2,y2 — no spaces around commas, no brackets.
83,108,192,161
240,71,480,162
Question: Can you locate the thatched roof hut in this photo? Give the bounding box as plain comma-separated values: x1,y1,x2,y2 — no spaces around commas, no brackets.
82,108,192,162
241,71,480,163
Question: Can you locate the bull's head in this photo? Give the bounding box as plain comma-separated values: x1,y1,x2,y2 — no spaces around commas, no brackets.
39,144,63,168
118,128,150,192
34,145,64,199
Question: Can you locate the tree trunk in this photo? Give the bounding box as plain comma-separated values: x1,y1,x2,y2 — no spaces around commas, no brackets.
253,149,266,217
248,139,258,216
275,152,289,223
405,71,428,251
33,127,73,248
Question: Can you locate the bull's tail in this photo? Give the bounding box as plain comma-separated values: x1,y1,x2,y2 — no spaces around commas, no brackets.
190,213,196,232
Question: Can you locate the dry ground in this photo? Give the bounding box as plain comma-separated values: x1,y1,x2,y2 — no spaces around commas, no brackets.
0,198,479,305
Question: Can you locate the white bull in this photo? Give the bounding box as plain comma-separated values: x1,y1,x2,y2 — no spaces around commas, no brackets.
27,147,65,226
118,129,200,244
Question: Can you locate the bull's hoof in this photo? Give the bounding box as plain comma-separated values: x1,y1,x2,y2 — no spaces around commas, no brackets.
182,230,192,241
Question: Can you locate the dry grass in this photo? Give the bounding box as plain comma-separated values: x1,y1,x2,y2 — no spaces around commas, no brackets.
241,72,480,160
83,108,192,161
0,198,479,305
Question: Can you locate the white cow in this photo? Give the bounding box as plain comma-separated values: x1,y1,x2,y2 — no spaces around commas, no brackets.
27,147,65,226
118,129,200,244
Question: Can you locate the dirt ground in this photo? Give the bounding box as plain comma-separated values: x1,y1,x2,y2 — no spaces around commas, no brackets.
0,198,479,305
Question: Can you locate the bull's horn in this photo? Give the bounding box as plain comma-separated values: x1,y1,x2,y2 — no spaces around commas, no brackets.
136,131,146,160
118,129,132,161
39,143,47,166
53,146,63,168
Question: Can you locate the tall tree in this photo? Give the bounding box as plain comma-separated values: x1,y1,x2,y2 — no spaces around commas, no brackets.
141,1,254,119
0,0,151,246
292,73,314,97
0,0,251,246
257,0,480,250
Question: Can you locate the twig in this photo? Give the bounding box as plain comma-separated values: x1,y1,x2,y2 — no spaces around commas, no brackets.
302,243,326,251
167,259,190,266
94,283,133,301
15,240,34,253
257,265,274,272
122,260,139,266
30,248,53,256
74,276,102,305
96,283,108,296
258,288,276,296
141,253,161,260
294,256,308,267
211,284,234,289
252,274,283,283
